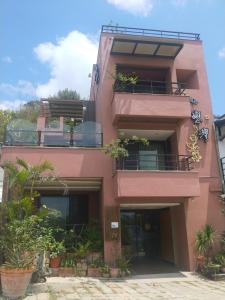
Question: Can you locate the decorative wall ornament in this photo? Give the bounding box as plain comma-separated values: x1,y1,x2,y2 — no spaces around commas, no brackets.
198,127,209,142
186,125,202,162
189,97,199,105
191,110,202,124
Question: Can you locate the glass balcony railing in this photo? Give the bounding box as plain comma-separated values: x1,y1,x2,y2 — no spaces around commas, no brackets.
116,153,193,171
4,130,103,148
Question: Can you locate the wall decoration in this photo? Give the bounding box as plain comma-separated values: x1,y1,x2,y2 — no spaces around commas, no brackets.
186,125,202,162
94,64,100,84
189,97,199,105
198,127,209,142
191,110,202,124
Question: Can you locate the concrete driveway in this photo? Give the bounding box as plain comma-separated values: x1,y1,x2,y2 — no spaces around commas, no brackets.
24,272,225,300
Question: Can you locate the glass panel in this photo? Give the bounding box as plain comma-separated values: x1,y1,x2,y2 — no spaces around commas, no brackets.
139,150,157,170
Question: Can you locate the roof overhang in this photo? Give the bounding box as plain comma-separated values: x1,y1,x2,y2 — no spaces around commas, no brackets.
120,203,180,210
40,99,85,119
111,38,183,59
25,178,102,192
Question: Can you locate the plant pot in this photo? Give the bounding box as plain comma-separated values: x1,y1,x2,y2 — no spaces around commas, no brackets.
87,267,101,277
196,255,205,270
49,256,61,268
0,267,33,299
49,267,59,277
110,267,120,278
58,267,74,277
87,252,102,263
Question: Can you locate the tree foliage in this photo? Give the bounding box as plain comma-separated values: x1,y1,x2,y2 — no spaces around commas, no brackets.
49,88,81,100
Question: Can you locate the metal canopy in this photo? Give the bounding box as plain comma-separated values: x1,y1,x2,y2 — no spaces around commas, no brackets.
111,38,183,59
40,99,84,119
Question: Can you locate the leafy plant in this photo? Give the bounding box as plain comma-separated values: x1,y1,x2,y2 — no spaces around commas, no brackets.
103,134,149,158
74,242,91,259
47,240,65,258
60,256,75,267
85,220,103,252
116,256,131,276
214,253,225,267
0,215,51,269
100,263,110,274
195,224,215,258
89,258,103,268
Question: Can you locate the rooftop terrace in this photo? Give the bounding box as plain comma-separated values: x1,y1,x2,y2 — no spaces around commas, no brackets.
102,25,200,41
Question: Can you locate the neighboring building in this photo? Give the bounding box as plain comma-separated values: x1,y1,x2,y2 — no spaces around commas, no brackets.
0,167,3,202
0,25,224,272
215,114,225,191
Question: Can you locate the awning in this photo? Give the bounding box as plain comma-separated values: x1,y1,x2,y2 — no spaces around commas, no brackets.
25,177,102,192
40,99,84,119
111,38,183,59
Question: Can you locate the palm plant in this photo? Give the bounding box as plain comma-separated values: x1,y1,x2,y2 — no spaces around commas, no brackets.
4,158,55,199
195,224,215,258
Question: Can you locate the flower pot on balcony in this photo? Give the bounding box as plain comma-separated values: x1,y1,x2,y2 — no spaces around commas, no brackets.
0,267,33,299
49,256,61,268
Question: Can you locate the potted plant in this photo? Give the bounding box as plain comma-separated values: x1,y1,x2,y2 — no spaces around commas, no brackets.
0,215,48,299
214,253,225,273
58,255,76,277
201,261,221,279
195,224,215,271
100,263,110,278
74,242,90,276
86,221,103,263
49,240,65,268
117,256,131,277
87,258,102,277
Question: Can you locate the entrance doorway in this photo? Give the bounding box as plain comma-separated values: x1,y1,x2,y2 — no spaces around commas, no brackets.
121,208,178,274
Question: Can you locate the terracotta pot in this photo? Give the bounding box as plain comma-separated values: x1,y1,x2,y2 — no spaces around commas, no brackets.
87,267,101,277
196,255,205,268
110,267,120,278
58,267,75,277
0,267,33,299
49,256,61,268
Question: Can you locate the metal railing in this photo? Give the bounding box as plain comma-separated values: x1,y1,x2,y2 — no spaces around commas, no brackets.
116,153,193,171
102,25,200,41
114,80,186,95
221,157,225,182
4,130,103,148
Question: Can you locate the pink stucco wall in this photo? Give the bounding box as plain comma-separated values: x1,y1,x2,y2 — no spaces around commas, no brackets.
1,31,224,271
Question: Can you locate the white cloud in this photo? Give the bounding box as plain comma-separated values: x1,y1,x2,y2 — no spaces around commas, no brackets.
1,56,12,64
218,47,225,59
106,0,154,16
0,80,36,98
34,30,98,99
0,99,26,110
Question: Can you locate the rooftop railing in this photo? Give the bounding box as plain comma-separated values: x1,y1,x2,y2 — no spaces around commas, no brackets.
116,153,193,171
114,80,186,95
102,25,200,41
4,130,103,148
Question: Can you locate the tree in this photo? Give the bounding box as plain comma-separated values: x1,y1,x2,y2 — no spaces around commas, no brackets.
15,100,40,123
50,88,81,100
0,110,14,143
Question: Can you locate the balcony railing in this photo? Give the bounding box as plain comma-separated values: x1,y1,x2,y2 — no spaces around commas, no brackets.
102,25,200,40
114,80,186,95
116,153,193,171
221,157,225,182
4,130,103,148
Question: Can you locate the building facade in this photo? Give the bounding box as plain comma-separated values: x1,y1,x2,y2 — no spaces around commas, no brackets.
215,114,225,193
0,26,224,272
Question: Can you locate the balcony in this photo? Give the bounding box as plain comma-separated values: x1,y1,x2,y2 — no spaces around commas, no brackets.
112,82,191,123
114,154,200,198
4,130,102,148
116,153,193,171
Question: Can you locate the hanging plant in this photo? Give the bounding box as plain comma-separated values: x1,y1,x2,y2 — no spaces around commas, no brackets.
103,134,149,158
186,125,202,162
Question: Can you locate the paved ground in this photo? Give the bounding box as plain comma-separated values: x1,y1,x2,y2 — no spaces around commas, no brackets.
23,273,225,300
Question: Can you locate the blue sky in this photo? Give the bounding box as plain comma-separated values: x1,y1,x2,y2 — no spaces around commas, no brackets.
0,0,224,114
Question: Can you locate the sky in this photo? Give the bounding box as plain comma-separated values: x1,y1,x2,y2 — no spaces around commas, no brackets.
0,0,225,114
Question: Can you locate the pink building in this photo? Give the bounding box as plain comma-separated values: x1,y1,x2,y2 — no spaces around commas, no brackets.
1,25,224,273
